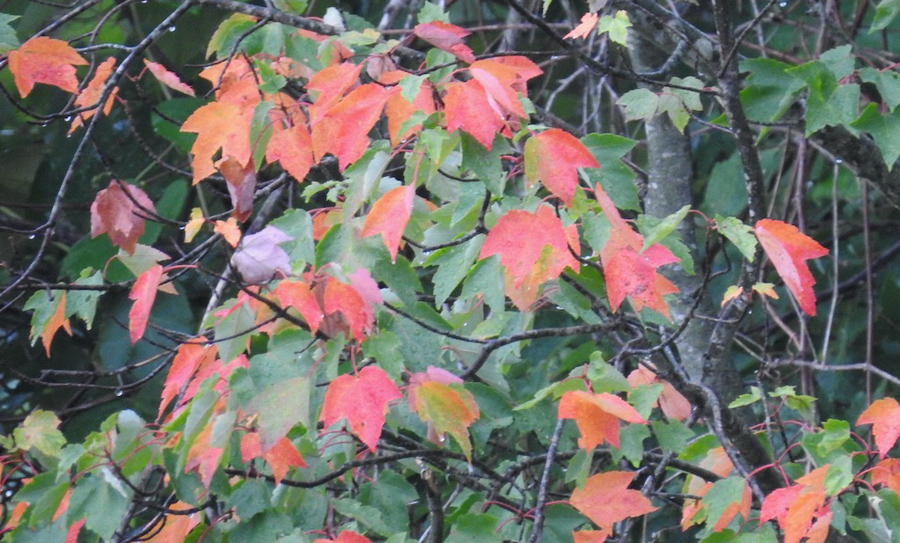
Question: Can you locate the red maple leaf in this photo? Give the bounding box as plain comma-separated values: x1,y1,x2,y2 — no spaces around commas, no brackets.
361,185,415,262
180,101,250,184
314,531,373,543
443,79,507,149
558,390,646,450
570,471,657,532
480,205,580,310
408,367,480,459
90,181,156,254
524,129,599,206
159,343,218,419
7,36,87,97
857,397,900,457
565,13,600,40
595,184,679,319
754,218,828,316
306,62,363,117
414,21,475,63
128,264,164,345
143,59,195,96
319,365,402,452
69,57,117,134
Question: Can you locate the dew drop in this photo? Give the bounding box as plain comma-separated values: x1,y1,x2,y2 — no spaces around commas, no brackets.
168,25,177,32
64,115,72,122
27,234,35,240
835,158,843,164
115,389,124,397
778,0,787,6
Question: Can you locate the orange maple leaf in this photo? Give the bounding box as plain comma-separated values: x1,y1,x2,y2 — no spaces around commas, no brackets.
524,128,599,206
384,75,436,146
7,36,87,97
142,502,200,543
595,184,679,319
626,365,691,421
266,119,315,183
69,57,117,134
240,433,307,484
274,280,324,335
759,466,832,543
870,458,900,494
361,185,415,262
754,218,828,316
565,13,600,40
558,390,646,450
570,471,657,532
180,101,250,184
311,83,391,170
857,397,900,457
480,205,580,311
35,292,72,357
319,366,402,452
143,59,195,96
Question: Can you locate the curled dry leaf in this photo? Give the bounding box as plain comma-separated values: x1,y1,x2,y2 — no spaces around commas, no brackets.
231,226,293,284
90,181,156,255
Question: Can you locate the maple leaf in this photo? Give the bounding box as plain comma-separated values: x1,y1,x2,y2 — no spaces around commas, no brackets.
408,367,480,460
306,62,363,117
25,290,71,357
216,156,257,222
468,58,529,119
558,390,646,450
595,184,679,319
572,530,610,543
7,36,87,97
128,264,164,345
570,471,657,532
870,458,900,494
565,13,600,40
213,217,242,247
443,80,507,149
66,519,85,543
311,83,391,170
69,56,117,134
414,21,475,63
143,59,195,96
185,419,226,488
626,365,691,421
384,76,436,146
275,280,324,335
857,397,900,457
319,365,402,452
524,129,599,206
321,276,377,342
231,226,293,284
361,185,415,262
142,502,200,543
314,531,373,543
159,343,218,419
266,119,315,183
754,218,829,316
480,205,580,311
759,466,829,543
90,181,156,255
180,101,251,183
240,433,307,484
199,55,259,108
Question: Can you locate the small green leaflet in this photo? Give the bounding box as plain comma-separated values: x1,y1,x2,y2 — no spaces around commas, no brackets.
849,103,900,169
14,410,66,457
596,11,631,45
871,0,900,32
0,13,19,54
638,205,690,251
715,215,757,262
